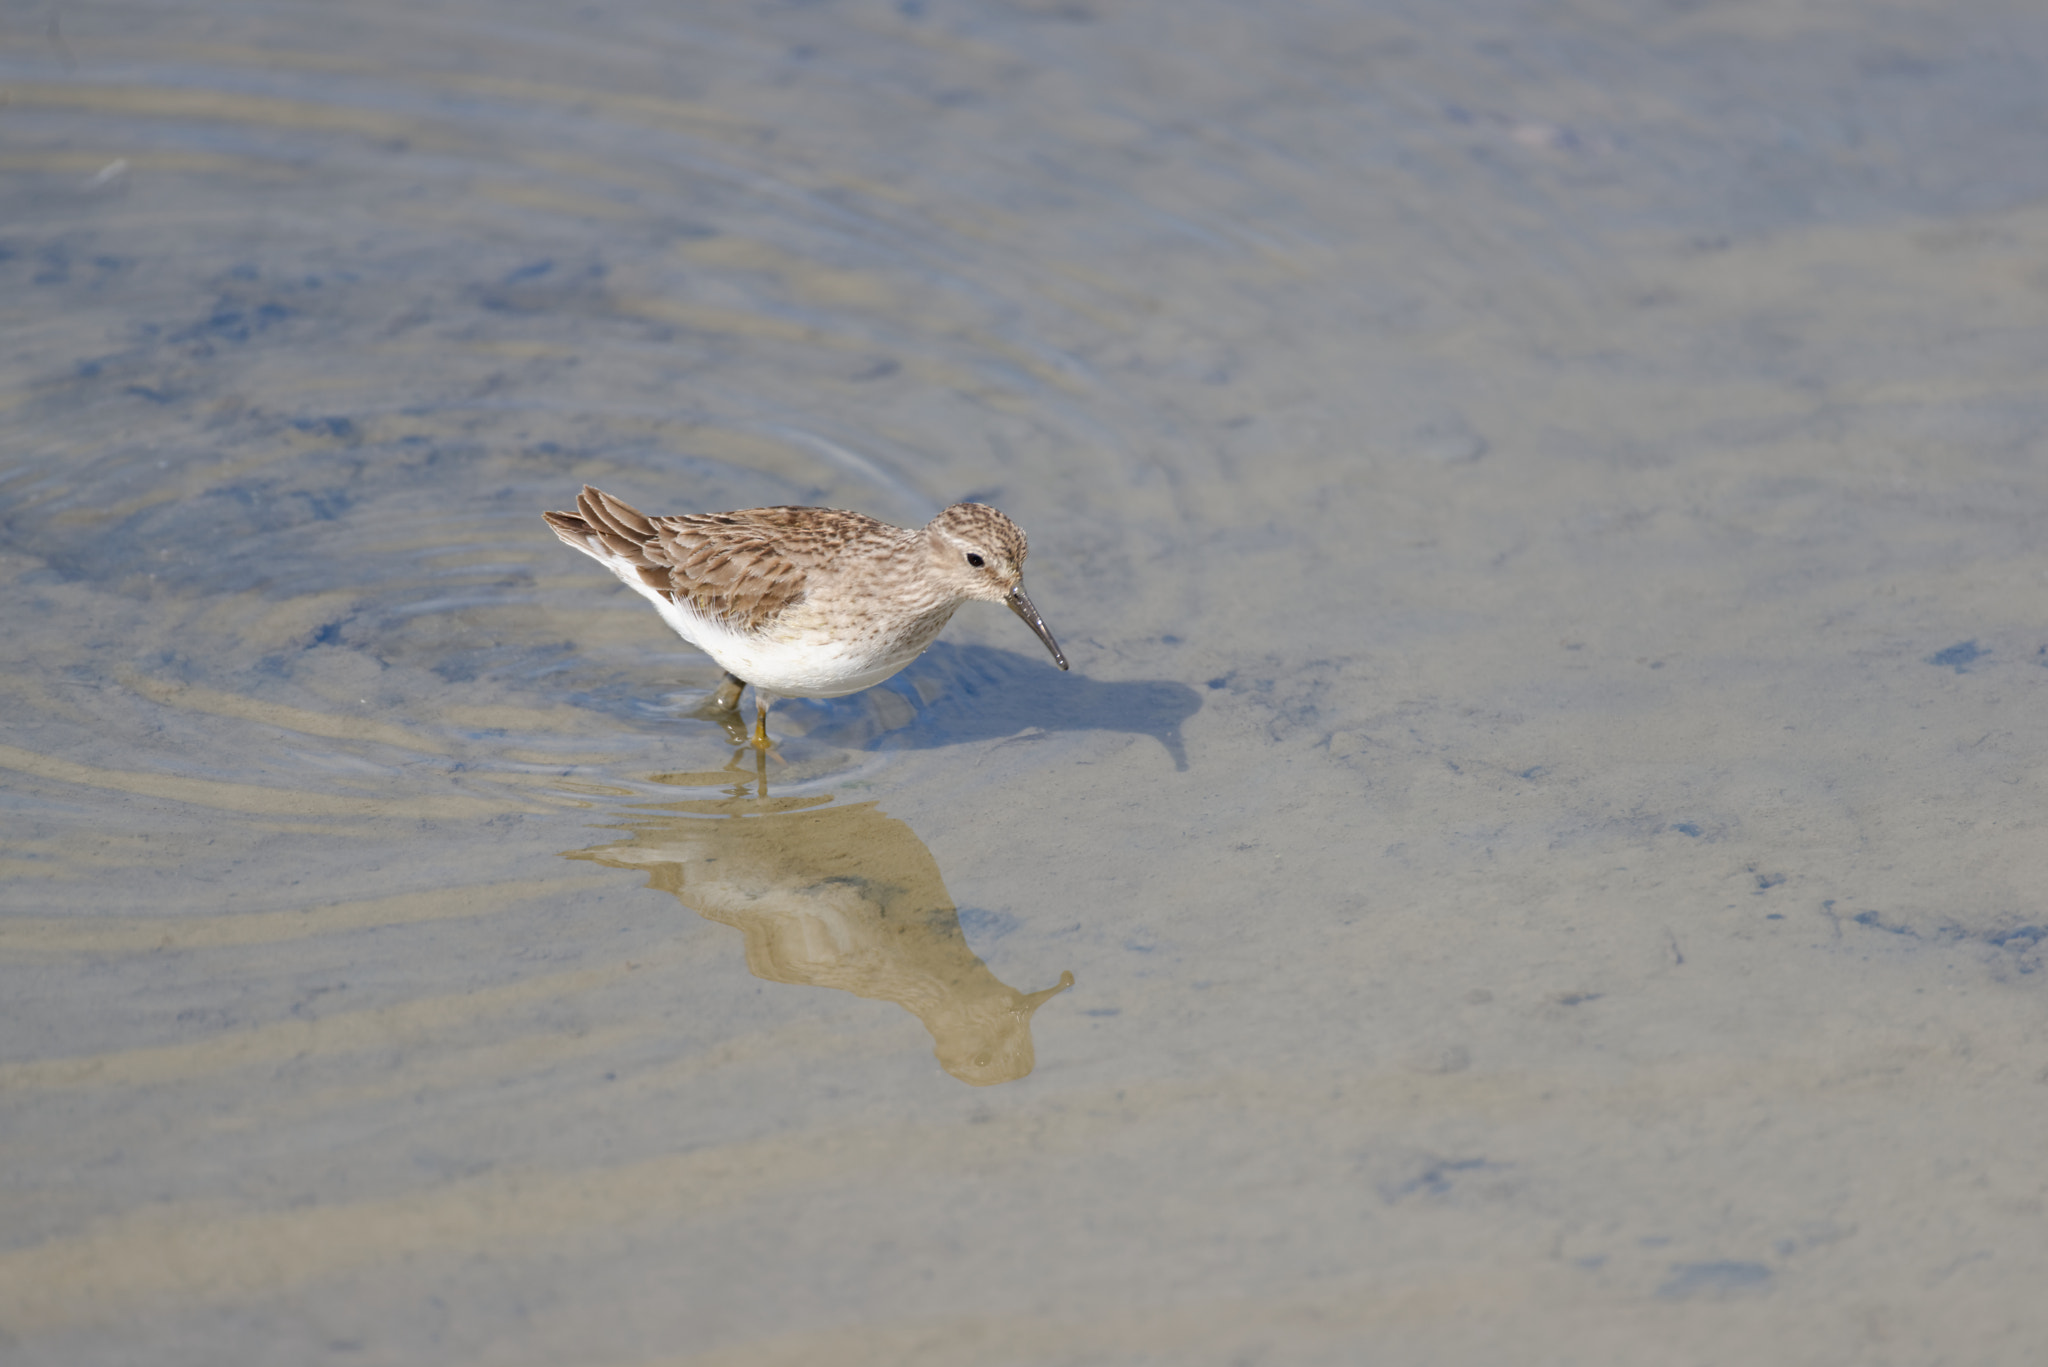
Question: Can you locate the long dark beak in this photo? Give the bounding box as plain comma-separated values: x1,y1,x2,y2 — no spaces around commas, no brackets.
1006,585,1068,670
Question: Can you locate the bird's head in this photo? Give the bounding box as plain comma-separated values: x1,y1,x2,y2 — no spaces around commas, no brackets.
924,503,1067,670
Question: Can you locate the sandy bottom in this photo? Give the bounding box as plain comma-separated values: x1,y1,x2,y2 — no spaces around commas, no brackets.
2,1,2046,1362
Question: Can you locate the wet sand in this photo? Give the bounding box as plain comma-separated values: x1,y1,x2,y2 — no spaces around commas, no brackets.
3,0,2047,1362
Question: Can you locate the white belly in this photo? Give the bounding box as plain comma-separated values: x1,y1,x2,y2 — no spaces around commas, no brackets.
606,557,954,698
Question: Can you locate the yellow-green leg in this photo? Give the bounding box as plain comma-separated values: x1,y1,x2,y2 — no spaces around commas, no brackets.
752,692,773,749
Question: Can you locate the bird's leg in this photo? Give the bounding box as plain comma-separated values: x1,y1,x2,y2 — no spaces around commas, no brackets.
752,692,773,750
711,671,745,711
694,672,749,744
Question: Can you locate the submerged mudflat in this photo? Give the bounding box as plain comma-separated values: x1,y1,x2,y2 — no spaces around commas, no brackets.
3,1,2046,1362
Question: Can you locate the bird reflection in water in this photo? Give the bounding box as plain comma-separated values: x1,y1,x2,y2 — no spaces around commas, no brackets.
566,750,1073,1085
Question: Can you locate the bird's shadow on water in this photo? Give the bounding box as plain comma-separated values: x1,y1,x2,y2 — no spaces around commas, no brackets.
778,641,1201,770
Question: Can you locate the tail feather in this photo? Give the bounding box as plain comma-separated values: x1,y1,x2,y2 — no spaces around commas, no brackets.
579,485,656,539
544,492,674,596
573,487,663,562
542,507,597,552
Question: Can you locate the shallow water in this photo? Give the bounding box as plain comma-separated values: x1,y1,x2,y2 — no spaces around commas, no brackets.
4,0,2048,1362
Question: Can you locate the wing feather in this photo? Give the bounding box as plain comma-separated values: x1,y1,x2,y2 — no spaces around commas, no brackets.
544,489,901,635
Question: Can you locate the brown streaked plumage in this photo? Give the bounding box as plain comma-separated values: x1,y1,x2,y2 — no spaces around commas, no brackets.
544,486,1066,747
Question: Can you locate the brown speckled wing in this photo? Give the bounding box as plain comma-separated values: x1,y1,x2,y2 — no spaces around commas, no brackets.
545,487,898,634
648,504,895,632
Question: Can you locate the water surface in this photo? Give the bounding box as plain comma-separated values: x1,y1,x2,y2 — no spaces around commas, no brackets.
4,0,2048,1362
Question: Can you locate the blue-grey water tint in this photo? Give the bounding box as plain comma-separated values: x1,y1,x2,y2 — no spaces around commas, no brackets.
5,1,2048,1362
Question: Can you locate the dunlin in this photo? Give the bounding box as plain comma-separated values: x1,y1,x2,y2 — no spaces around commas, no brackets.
544,486,1067,745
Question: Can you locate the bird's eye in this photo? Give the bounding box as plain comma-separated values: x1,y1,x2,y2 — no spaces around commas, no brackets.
966,553,985,567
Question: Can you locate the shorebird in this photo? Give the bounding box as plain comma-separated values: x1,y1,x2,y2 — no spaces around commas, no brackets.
544,486,1067,746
